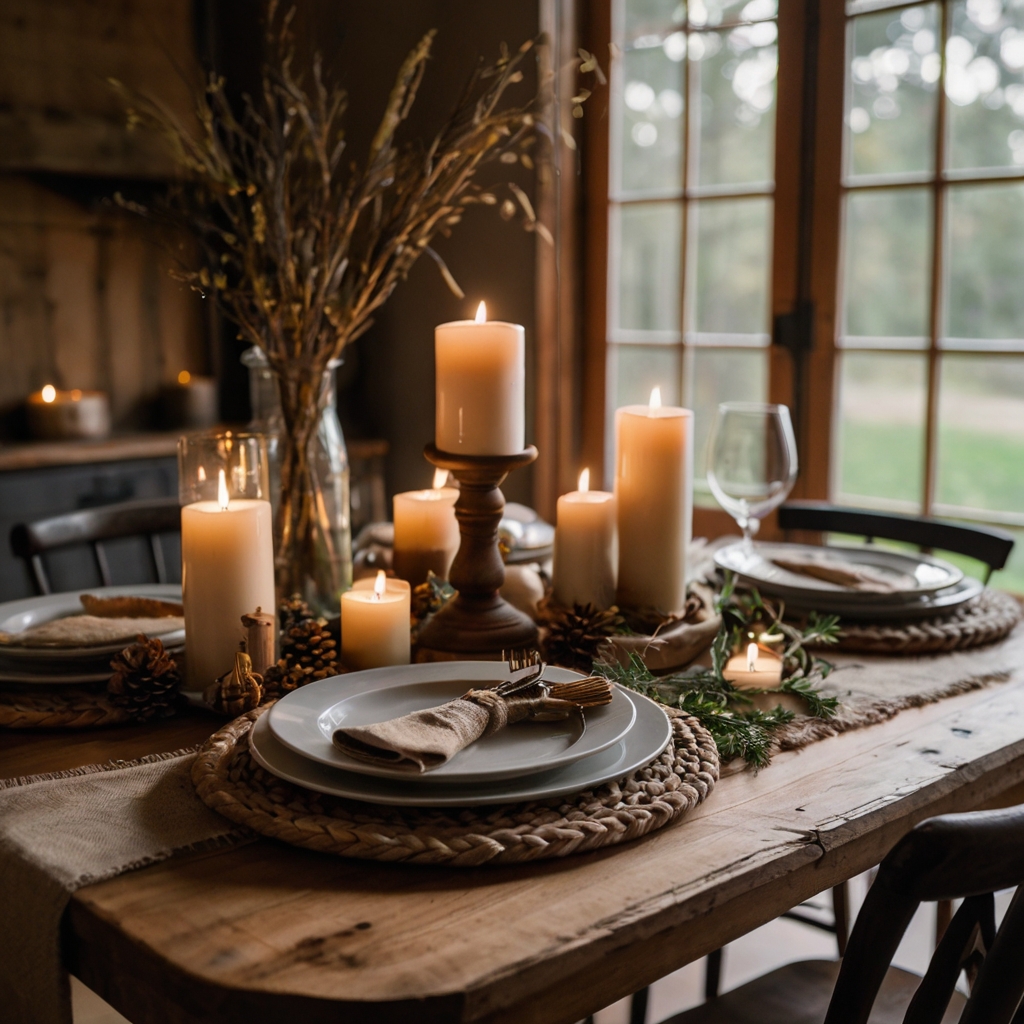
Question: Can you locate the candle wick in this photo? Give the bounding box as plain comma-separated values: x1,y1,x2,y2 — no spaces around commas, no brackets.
746,642,758,673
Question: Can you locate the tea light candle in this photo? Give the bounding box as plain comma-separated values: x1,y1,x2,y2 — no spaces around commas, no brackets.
26,385,111,440
181,469,275,689
435,301,525,455
341,570,411,670
615,388,693,613
392,469,460,583
553,468,617,609
723,642,784,691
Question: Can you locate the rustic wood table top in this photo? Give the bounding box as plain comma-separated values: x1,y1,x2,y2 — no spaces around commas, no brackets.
3,672,1024,1024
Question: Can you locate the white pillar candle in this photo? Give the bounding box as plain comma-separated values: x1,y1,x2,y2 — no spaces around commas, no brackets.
435,301,525,455
353,575,411,597
553,468,617,610
341,570,411,670
182,470,275,689
392,469,460,583
615,388,693,613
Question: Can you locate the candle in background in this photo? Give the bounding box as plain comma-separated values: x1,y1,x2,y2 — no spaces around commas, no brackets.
341,570,411,670
722,641,783,690
435,301,525,454
392,469,460,584
615,387,693,613
181,468,275,689
26,385,111,440
161,370,219,430
553,468,617,610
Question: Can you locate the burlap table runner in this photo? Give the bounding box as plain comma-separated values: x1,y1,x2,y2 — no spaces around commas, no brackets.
0,752,250,1024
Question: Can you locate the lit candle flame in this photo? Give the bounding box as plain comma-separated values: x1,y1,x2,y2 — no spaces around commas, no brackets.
373,569,387,601
432,468,448,490
475,301,487,323
41,385,56,404
578,467,590,493
746,641,758,673
217,468,229,510
197,465,207,483
649,386,662,410
178,370,191,384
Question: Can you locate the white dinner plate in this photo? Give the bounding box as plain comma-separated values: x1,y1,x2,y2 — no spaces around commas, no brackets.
715,541,963,605
268,662,638,783
250,687,671,807
0,585,184,665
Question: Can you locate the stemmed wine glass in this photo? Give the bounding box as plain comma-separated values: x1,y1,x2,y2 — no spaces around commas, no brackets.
707,402,799,551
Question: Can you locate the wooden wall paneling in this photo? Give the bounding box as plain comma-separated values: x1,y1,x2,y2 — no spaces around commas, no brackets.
48,224,103,392
579,0,612,491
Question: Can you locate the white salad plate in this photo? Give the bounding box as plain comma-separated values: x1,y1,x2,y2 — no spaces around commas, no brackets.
251,686,671,807
268,661,638,783
0,585,184,674
715,542,964,605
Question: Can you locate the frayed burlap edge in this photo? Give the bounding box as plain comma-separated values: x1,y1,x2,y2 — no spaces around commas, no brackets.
191,705,719,866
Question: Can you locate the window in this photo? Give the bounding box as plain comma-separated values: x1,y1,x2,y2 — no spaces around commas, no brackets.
605,0,778,507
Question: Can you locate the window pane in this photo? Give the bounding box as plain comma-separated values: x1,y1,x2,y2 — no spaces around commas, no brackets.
688,348,769,505
935,355,1024,515
688,197,772,334
846,4,939,179
692,25,777,188
624,0,682,42
843,188,932,340
693,0,778,27
947,0,1024,173
834,351,927,510
615,202,683,331
611,344,682,410
944,182,1024,342
618,43,686,193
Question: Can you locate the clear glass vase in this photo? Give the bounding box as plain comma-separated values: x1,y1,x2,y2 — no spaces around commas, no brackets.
242,347,352,615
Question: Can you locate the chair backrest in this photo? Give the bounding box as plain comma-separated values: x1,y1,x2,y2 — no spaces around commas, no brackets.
824,804,1024,1024
778,501,1015,581
10,497,181,595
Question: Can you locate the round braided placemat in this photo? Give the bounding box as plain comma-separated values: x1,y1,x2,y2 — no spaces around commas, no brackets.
192,705,719,866
820,589,1022,655
0,686,131,729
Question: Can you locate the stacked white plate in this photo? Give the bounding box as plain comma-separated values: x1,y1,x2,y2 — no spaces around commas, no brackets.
715,541,982,620
0,584,184,685
255,662,673,806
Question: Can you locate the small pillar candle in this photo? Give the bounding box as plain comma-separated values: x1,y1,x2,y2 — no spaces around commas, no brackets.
553,468,617,610
723,642,784,691
27,385,111,440
181,469,275,689
392,469,460,584
161,371,218,429
341,570,411,670
435,301,525,455
615,388,693,613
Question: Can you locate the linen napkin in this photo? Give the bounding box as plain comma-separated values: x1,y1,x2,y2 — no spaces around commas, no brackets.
0,751,250,1024
333,678,612,773
771,553,914,592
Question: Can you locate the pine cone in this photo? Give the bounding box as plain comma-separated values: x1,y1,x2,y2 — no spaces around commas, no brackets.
542,603,626,672
108,635,183,721
262,616,339,699
278,594,315,633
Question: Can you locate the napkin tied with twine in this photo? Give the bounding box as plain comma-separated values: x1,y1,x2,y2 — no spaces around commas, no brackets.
333,678,611,773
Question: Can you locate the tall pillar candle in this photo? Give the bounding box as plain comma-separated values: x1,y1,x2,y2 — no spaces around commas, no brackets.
392,469,460,583
341,571,411,670
182,470,276,689
553,468,617,609
615,389,693,613
435,301,525,454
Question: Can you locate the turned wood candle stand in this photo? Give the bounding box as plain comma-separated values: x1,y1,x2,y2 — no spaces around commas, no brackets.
416,443,539,659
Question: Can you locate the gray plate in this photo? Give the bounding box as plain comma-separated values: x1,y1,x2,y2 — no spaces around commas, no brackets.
268,662,637,783
778,576,985,620
249,688,671,807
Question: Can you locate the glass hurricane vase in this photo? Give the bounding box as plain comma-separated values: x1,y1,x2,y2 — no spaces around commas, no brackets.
242,347,352,615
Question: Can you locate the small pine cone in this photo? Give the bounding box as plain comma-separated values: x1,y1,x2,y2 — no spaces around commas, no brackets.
108,634,183,721
278,594,315,633
542,603,626,672
261,617,339,699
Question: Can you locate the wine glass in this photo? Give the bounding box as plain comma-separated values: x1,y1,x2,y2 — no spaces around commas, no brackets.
707,402,798,550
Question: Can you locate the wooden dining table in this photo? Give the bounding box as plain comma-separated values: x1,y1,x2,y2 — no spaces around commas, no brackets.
3,662,1024,1024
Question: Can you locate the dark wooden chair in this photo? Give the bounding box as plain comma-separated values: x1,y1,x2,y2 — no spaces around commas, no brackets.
778,502,1016,583
10,497,181,595
658,803,1024,1024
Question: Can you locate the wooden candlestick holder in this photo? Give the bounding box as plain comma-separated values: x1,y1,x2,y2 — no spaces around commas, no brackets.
416,443,539,659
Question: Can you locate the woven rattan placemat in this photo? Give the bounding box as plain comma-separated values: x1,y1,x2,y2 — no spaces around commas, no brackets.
191,705,718,866
0,686,131,729
823,589,1021,655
